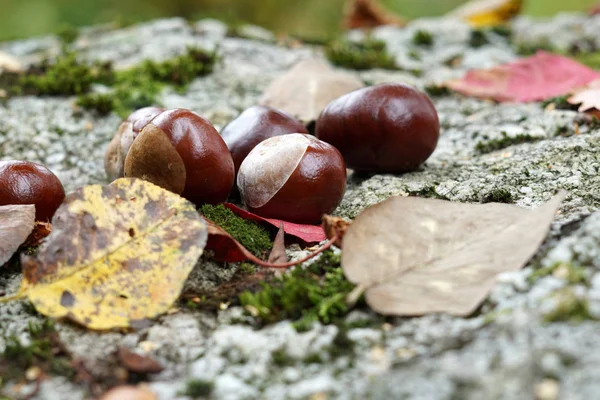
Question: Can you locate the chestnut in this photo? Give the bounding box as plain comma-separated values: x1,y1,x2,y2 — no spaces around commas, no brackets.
221,105,308,174
316,83,439,173
0,160,65,221
237,133,346,224
105,108,235,205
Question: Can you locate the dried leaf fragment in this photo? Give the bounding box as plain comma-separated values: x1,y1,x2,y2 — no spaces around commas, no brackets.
446,52,600,102
322,215,351,248
118,348,164,374
342,192,565,316
568,79,600,116
0,204,35,266
259,59,364,124
6,178,207,330
268,225,287,264
344,0,406,30
448,0,522,27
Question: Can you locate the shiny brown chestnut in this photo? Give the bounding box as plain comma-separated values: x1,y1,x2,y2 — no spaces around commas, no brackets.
0,160,65,221
105,108,235,205
316,83,440,173
237,134,346,224
221,105,308,174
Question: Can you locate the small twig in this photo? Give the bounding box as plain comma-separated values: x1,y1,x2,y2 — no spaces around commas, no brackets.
243,234,339,269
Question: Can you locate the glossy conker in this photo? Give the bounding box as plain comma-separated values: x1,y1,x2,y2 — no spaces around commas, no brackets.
316,83,439,173
0,160,65,221
221,105,308,174
237,133,346,224
105,108,235,205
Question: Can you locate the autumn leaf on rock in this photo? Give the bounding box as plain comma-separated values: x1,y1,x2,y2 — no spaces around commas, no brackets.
224,203,326,243
448,0,522,27
568,79,600,117
344,0,406,30
446,52,600,102
342,192,565,317
2,178,207,330
259,59,364,124
0,204,35,266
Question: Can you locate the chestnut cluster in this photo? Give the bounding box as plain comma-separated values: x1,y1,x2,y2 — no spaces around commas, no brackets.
105,82,439,224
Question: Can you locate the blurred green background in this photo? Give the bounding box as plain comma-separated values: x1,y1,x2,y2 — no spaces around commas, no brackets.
0,0,597,41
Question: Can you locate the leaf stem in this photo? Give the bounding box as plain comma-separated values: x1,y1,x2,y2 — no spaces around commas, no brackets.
243,235,338,269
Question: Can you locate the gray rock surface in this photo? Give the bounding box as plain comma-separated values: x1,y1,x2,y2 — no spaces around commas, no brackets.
2,13,600,400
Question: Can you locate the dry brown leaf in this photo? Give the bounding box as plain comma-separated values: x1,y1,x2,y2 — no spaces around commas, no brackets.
322,215,351,248
342,192,565,316
0,204,35,266
100,385,157,400
568,79,600,115
23,221,53,248
259,59,364,124
268,224,287,264
344,0,406,30
1,178,207,330
118,348,164,374
0,51,23,73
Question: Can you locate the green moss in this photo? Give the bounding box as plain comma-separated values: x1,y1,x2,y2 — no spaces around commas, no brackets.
424,84,450,97
303,353,325,364
239,250,356,330
571,52,600,70
543,288,593,323
76,46,218,118
201,204,272,257
181,379,214,398
271,349,294,367
474,132,542,154
528,262,589,285
469,29,489,48
412,30,434,47
490,26,512,38
18,52,113,96
540,95,578,111
515,40,555,56
76,93,116,115
480,188,513,204
55,24,79,45
325,38,396,70
0,320,74,382
329,327,355,358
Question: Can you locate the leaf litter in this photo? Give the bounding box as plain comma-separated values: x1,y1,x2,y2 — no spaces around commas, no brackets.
1,178,208,330
0,204,36,267
342,192,566,316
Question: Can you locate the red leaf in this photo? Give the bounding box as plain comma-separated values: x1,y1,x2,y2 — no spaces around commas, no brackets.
206,222,249,263
446,51,600,102
223,203,327,243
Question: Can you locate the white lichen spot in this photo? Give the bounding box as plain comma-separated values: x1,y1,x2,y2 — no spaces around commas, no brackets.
237,134,310,208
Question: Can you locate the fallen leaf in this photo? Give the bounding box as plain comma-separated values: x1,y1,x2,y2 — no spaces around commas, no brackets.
23,221,52,248
0,205,35,266
206,221,250,263
268,225,287,264
342,192,565,316
118,348,164,374
590,3,600,15
0,51,23,73
223,203,327,243
448,0,522,27
100,385,157,400
2,178,207,330
322,215,351,248
259,59,364,124
568,78,600,116
343,0,406,30
446,52,600,102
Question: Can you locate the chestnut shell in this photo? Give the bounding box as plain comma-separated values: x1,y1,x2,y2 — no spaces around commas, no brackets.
221,105,308,174
150,109,234,204
126,106,165,135
0,160,65,221
239,134,346,224
316,83,440,173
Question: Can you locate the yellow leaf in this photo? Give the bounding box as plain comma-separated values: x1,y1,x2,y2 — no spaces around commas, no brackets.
448,0,522,27
3,178,207,330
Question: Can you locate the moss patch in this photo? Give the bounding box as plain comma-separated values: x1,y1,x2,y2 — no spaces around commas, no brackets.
325,38,396,70
412,30,434,47
201,204,272,257
479,188,514,204
475,132,542,154
239,250,356,331
541,95,579,111
0,320,74,384
406,185,449,200
180,379,214,398
572,52,600,70
543,287,593,323
18,52,112,96
528,262,589,285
